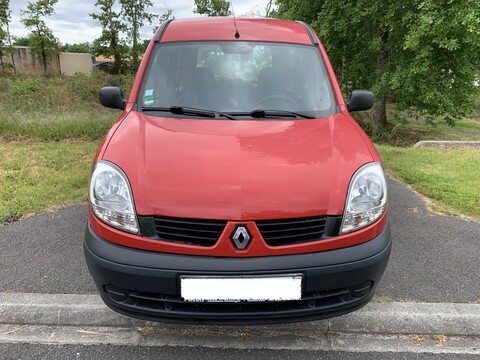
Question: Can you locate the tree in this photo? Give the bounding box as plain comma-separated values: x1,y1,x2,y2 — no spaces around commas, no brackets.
0,0,15,72
275,0,480,127
119,0,157,71
91,0,127,74
13,36,31,46
273,0,322,25
20,0,59,74
153,5,174,34
193,0,231,17
145,6,174,52
265,0,275,17
158,6,174,25
61,42,92,53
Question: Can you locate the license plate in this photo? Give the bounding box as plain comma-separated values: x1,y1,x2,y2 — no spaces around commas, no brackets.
180,275,303,302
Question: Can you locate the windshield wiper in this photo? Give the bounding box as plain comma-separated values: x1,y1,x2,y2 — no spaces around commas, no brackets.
141,106,237,120
250,109,315,119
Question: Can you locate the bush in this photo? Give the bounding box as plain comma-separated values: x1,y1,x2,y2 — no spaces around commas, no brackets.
0,73,135,112
0,73,135,140
352,112,392,144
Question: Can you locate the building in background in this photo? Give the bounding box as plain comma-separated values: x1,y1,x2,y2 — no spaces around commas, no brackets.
59,53,93,75
1,46,94,75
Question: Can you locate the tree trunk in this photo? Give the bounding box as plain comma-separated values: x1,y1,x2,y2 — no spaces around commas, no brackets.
374,29,389,128
42,49,47,74
374,96,388,128
9,51,16,74
265,0,274,17
132,21,139,70
7,23,16,73
111,33,121,75
340,37,347,84
114,55,121,74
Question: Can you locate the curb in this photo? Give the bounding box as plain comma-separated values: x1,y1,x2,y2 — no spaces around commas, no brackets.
414,140,480,149
1,293,479,336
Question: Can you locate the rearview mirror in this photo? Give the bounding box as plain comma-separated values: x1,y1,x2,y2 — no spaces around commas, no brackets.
347,90,374,112
99,87,126,110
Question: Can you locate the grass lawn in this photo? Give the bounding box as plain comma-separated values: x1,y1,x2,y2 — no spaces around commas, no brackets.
0,139,99,223
0,108,117,140
377,145,480,221
0,73,127,140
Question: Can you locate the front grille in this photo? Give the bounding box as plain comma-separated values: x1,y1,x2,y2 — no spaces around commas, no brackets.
104,281,373,322
137,215,341,248
256,216,327,246
153,217,227,247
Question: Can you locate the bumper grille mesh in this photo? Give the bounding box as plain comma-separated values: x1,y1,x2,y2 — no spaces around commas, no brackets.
154,217,227,247
256,216,327,246
142,215,338,247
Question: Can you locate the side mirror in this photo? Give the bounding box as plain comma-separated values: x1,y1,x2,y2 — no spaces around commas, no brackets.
347,90,374,112
99,86,126,110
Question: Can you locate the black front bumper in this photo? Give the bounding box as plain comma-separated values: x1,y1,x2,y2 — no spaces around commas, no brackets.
84,222,392,325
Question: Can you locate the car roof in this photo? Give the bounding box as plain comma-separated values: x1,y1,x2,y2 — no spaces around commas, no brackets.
159,17,315,45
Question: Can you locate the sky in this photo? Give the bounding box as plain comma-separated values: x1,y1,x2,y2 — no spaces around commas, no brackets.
8,0,273,45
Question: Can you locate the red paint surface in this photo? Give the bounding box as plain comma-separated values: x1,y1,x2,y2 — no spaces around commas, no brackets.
103,113,373,219
161,18,314,45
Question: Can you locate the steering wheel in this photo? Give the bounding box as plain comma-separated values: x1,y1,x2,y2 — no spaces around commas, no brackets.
252,95,298,110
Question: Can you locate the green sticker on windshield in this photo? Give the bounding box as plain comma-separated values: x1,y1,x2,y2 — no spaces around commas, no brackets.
144,89,154,105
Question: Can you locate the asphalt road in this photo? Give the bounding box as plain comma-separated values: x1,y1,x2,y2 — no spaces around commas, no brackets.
0,344,478,360
0,178,479,302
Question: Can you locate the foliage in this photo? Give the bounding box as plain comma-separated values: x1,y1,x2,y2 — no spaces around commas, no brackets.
0,0,15,72
0,0,7,30
158,7,174,24
194,0,231,16
391,1,480,127
91,0,159,73
12,36,30,46
153,3,175,29
145,5,175,52
91,0,128,74
61,42,92,53
265,0,275,17
272,0,322,24
119,0,157,72
274,0,480,127
20,0,60,74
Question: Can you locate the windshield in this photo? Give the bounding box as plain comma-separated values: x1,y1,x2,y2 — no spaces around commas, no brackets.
139,41,337,118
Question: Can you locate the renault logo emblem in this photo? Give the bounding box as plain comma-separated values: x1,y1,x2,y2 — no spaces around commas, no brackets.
230,225,252,250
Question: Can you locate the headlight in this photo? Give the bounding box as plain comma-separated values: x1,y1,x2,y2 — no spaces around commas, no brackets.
341,162,387,234
89,161,139,234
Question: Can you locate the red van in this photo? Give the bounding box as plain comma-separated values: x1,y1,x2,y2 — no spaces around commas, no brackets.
84,17,391,324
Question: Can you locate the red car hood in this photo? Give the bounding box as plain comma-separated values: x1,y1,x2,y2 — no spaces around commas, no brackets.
102,112,374,220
